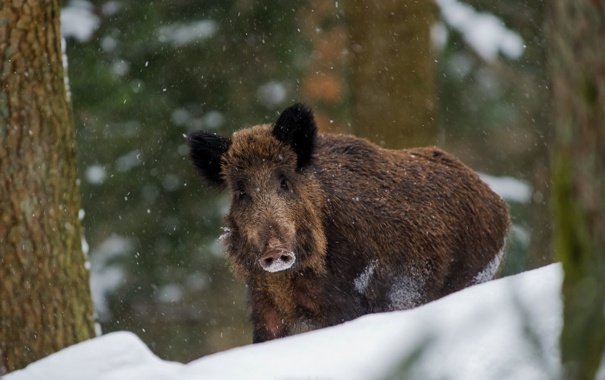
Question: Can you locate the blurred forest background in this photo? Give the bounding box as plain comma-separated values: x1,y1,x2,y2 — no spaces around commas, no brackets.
62,0,551,361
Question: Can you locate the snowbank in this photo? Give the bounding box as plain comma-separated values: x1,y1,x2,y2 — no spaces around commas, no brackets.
7,264,570,380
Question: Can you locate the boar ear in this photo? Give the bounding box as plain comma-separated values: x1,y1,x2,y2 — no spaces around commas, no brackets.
272,103,317,168
187,131,231,186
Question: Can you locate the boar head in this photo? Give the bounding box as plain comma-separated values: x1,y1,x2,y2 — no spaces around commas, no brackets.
188,104,327,278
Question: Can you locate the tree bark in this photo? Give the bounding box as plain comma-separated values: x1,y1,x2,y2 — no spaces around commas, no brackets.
0,0,95,373
549,1,605,379
299,0,350,134
347,0,437,148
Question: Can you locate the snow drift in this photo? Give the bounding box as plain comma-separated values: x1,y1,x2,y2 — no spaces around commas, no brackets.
9,263,593,380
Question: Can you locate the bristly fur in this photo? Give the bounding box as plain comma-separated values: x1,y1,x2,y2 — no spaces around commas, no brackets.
272,103,317,168
188,131,231,186
187,103,511,343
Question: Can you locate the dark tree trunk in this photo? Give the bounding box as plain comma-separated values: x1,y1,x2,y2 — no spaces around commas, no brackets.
0,0,95,373
347,0,438,148
548,1,605,379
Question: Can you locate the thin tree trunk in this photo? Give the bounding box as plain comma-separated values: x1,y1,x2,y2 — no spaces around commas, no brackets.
0,0,95,373
347,0,437,148
549,1,605,379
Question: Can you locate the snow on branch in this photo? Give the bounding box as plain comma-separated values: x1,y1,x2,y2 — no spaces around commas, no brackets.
436,0,524,61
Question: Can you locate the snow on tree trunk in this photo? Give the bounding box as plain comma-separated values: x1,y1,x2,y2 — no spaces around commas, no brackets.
549,1,605,379
0,0,95,373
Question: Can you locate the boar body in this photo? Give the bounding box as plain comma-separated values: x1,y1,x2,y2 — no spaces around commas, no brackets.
189,104,509,342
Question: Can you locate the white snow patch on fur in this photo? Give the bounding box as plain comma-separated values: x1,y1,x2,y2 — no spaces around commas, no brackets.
354,261,377,294
472,249,504,285
389,275,423,311
218,226,232,242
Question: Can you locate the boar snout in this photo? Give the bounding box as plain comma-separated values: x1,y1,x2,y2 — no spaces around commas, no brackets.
259,250,296,273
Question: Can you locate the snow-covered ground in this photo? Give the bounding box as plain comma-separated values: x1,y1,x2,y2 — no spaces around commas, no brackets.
8,263,592,380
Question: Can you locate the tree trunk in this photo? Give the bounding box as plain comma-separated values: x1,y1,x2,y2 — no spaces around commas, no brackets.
549,1,605,379
0,0,96,373
299,0,350,134
347,0,437,148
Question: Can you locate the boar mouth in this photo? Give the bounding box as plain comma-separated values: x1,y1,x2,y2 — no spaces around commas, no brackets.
259,250,296,273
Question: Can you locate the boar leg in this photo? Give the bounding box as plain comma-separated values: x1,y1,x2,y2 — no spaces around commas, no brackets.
250,292,287,343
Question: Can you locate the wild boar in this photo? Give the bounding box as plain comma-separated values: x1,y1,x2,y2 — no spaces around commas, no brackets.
188,103,509,342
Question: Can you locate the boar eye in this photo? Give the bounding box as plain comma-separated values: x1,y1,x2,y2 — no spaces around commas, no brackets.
279,176,291,192
234,181,247,199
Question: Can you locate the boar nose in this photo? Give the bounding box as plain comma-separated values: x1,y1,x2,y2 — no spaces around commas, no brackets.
259,251,296,273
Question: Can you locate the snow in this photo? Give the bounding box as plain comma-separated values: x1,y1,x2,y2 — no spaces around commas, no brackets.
431,21,449,50
201,111,225,129
353,260,376,294
172,109,225,131
101,35,118,52
6,332,183,380
388,274,423,310
157,283,185,303
158,20,218,46
101,1,121,17
472,249,504,285
162,174,181,191
256,81,287,108
7,264,582,380
479,172,531,203
61,0,100,42
111,59,130,77
85,165,107,185
89,234,132,319
115,149,143,172
60,37,72,103
218,226,232,241
437,0,524,61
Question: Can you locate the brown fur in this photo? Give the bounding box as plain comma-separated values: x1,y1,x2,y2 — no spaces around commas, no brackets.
189,106,510,343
